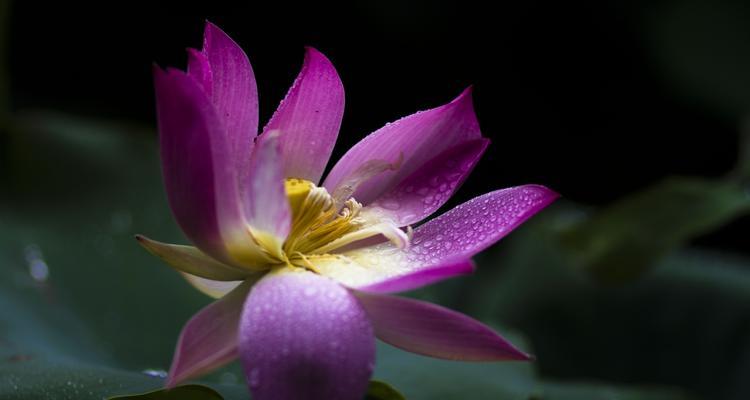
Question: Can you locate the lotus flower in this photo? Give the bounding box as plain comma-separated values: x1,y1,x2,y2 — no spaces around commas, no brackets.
139,22,558,400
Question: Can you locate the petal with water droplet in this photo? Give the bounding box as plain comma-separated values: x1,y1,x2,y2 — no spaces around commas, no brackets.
366,138,489,226
324,88,481,204
316,185,557,291
239,269,374,400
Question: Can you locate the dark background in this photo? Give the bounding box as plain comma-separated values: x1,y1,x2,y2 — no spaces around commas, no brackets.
8,0,744,205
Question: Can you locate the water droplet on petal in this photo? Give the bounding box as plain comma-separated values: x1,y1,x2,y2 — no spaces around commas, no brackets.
380,199,400,210
249,367,261,388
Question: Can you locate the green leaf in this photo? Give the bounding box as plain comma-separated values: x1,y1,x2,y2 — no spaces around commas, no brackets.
107,385,223,400
559,177,750,283
462,213,748,400
364,380,406,400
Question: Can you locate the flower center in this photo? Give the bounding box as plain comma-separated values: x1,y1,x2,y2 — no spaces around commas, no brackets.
238,179,409,273
282,178,364,258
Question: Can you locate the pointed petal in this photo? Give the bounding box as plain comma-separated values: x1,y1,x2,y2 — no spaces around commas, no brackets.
401,185,558,261
243,132,292,253
135,235,259,280
202,22,259,169
324,88,481,204
354,291,531,361
316,185,558,291
263,47,345,183
166,279,254,387
153,66,245,262
239,269,374,400
180,274,243,299
366,138,489,226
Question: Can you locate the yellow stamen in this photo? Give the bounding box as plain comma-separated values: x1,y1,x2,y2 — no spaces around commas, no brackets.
241,178,409,272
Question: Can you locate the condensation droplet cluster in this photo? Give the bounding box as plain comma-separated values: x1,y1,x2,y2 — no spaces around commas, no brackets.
346,186,553,281
369,142,482,225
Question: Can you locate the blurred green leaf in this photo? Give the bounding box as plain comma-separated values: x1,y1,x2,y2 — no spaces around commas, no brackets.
559,176,750,283
364,380,406,400
0,113,692,399
107,385,223,400
462,212,749,400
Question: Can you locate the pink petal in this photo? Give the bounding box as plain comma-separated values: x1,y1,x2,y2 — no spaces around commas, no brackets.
153,66,244,262
404,185,558,262
324,87,481,204
367,138,489,226
201,22,259,176
239,270,374,400
354,291,531,361
263,47,345,184
166,279,253,387
318,185,558,292
243,132,291,241
186,48,212,95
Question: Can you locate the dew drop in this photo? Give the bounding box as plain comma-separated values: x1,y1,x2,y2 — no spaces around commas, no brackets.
401,213,416,222
24,244,49,283
380,199,400,210
249,367,261,388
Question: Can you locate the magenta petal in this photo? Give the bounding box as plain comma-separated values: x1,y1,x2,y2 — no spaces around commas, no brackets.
356,259,475,294
406,185,558,263
368,138,489,226
354,291,531,361
324,87,481,204
201,22,259,171
239,270,375,400
186,48,212,95
263,47,345,183
153,66,244,261
166,280,253,387
243,133,291,241
323,185,557,292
